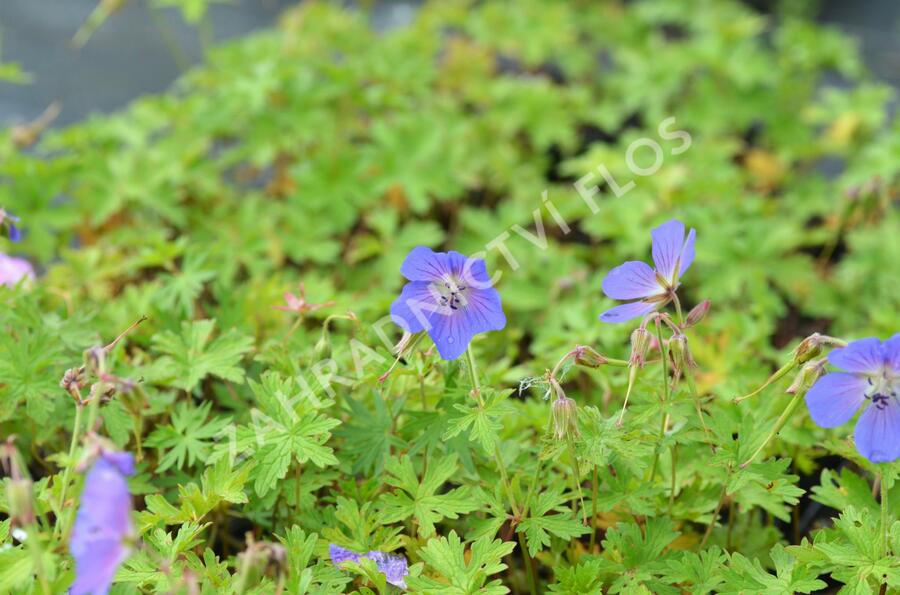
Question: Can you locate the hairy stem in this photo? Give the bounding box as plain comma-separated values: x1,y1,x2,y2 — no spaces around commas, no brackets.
466,346,519,517
741,391,804,468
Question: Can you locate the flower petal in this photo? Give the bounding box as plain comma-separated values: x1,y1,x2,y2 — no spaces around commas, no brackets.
804,372,867,428
400,246,448,282
0,254,34,287
366,551,409,589
651,219,685,283
601,261,665,300
463,287,507,332
329,544,361,565
828,337,884,375
854,400,900,463
598,300,659,324
428,309,476,360
679,228,696,278
883,333,900,375
390,281,442,333
70,537,131,595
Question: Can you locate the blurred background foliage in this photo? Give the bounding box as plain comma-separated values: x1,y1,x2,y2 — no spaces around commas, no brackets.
1,0,899,592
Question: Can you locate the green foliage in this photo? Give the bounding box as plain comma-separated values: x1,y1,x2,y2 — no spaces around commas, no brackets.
1,0,898,592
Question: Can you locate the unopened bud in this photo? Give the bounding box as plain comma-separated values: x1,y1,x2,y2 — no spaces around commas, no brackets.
794,333,825,365
629,327,652,367
684,300,711,328
314,333,331,359
6,478,35,527
787,358,827,395
551,391,579,441
573,345,608,368
669,334,697,374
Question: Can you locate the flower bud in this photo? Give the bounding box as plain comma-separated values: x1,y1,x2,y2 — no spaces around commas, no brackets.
551,394,579,441
787,358,827,395
6,478,35,527
573,345,608,368
629,327,652,367
668,333,697,375
794,333,824,365
684,300,711,328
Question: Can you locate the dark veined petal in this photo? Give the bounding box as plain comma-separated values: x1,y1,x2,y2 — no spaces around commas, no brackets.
457,255,492,288
827,337,884,375
399,246,448,282
464,287,507,332
854,400,900,463
601,260,665,300
883,333,900,375
598,300,659,324
651,219,685,283
390,281,443,333
804,372,867,428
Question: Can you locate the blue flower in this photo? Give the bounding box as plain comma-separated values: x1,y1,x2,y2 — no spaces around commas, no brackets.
69,451,136,595
599,219,696,323
390,246,506,360
329,544,409,589
0,209,21,242
805,335,900,463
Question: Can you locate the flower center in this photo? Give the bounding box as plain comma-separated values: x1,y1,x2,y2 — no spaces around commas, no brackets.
434,277,468,311
866,371,899,410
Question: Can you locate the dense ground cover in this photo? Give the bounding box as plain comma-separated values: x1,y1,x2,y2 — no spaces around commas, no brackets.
1,0,899,592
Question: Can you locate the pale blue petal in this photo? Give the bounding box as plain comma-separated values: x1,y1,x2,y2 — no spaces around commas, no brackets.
601,261,665,300
598,300,659,324
651,219,685,283
855,400,900,463
828,337,884,375
804,372,867,428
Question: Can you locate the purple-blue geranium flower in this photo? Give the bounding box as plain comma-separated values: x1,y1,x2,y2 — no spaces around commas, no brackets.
0,253,34,287
70,451,136,595
599,219,696,323
329,544,409,589
390,246,506,360
0,209,20,242
805,335,900,463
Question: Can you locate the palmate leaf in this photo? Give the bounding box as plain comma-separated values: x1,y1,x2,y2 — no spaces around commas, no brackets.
517,487,590,557
145,400,232,471
721,545,826,594
408,530,516,595
380,454,480,538
151,319,253,392
443,388,513,453
252,411,341,496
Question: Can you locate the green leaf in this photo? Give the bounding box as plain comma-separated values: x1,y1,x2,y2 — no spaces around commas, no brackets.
409,530,516,594
151,319,253,392
380,454,480,538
